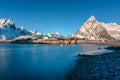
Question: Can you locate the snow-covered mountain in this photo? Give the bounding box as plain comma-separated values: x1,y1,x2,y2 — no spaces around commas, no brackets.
0,18,65,40
0,18,32,40
74,16,120,40
31,30,43,38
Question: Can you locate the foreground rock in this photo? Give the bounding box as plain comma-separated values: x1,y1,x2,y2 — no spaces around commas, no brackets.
65,46,120,80
105,46,120,50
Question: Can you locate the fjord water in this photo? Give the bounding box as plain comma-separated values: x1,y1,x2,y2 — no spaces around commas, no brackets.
0,43,110,80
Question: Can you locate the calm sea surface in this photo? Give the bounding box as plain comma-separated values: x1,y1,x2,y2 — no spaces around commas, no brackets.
0,43,110,80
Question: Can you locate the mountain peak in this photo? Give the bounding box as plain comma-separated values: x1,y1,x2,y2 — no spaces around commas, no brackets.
87,15,96,21
0,18,15,29
0,18,13,26
74,16,120,40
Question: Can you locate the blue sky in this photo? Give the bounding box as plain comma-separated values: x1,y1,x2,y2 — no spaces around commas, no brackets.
0,0,120,36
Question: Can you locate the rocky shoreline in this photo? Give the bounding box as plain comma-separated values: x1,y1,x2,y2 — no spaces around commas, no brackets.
65,46,120,80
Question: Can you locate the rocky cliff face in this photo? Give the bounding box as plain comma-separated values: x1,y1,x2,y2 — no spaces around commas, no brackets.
0,18,32,40
74,16,120,40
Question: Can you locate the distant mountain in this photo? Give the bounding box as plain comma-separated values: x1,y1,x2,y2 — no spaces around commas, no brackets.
0,18,32,40
74,16,120,40
44,32,65,39
0,18,65,40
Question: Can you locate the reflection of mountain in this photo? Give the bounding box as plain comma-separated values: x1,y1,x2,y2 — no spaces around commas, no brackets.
0,19,32,40
74,16,120,40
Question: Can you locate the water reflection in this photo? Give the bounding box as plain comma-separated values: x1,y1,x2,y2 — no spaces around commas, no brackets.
0,43,13,69
0,50,9,69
